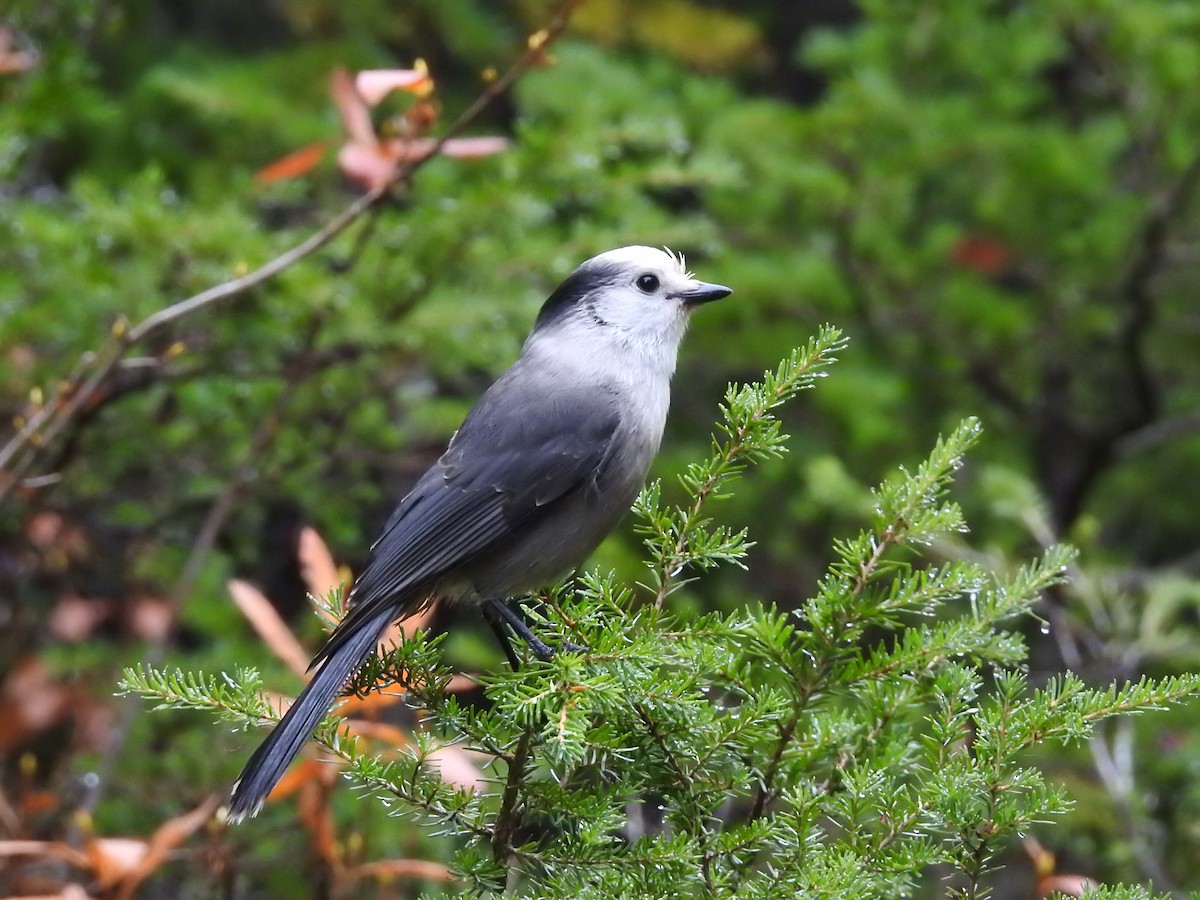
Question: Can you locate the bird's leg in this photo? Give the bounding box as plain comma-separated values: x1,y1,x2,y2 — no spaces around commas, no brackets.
481,601,522,670
509,598,589,655
484,598,557,662
559,637,589,654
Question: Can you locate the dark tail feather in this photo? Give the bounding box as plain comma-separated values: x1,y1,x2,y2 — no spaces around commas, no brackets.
227,607,393,822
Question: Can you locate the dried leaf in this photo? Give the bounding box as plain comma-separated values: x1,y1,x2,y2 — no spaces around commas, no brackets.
445,673,481,693
298,526,342,602
296,767,338,867
375,135,510,165
118,795,219,900
424,745,484,791
1038,874,1099,898
88,838,148,890
336,684,408,718
0,27,36,74
345,857,453,883
48,594,113,642
25,511,88,556
126,592,173,641
341,719,411,751
255,141,331,184
1024,837,1099,898
0,658,74,753
1,884,97,900
19,789,60,817
439,136,511,158
267,756,341,804
330,67,377,148
228,579,310,680
337,142,398,190
355,68,434,106
0,839,89,868
78,796,220,900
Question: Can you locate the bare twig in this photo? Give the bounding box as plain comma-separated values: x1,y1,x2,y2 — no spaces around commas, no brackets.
1088,720,1182,897
0,0,582,506
1113,149,1200,429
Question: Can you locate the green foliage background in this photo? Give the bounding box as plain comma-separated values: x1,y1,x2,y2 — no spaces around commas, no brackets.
3,0,1200,896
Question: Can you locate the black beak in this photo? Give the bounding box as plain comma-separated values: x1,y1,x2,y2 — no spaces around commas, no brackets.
679,281,733,306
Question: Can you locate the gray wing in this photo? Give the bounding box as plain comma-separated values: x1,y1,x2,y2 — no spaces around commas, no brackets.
310,379,620,668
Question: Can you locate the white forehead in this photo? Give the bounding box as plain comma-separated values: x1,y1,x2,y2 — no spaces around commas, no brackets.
581,245,691,278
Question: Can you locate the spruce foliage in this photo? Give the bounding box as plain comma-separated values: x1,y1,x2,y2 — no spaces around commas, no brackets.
122,334,1198,898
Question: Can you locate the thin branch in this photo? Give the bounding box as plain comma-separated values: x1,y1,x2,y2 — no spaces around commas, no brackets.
1087,720,1181,896
1116,411,1200,459
492,726,534,869
0,0,582,506
742,513,908,831
1112,148,1200,429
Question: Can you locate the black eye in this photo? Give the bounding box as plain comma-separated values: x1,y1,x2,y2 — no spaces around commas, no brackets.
635,273,660,293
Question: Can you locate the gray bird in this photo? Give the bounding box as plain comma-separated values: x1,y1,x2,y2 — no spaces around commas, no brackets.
227,245,731,820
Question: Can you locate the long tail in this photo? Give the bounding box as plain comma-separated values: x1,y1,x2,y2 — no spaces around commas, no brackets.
227,606,394,821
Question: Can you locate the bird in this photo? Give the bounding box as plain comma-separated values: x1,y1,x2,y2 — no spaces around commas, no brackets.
227,245,732,821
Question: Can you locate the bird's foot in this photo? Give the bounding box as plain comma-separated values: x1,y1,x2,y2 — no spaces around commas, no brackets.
484,598,588,665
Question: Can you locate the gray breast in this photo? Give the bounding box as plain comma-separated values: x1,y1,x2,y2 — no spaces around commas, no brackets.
459,381,666,600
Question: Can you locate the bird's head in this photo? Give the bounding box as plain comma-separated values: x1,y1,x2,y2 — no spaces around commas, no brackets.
532,246,732,361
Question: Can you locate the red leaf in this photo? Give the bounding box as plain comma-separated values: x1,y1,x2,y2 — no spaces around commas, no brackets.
950,234,1012,276
255,141,331,184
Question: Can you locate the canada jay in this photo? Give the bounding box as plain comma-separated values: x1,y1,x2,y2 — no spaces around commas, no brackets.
227,245,732,820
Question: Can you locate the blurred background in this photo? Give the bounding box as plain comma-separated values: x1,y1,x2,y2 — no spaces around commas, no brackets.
2,0,1199,896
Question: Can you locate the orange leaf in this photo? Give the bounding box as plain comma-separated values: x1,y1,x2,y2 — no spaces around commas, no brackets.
297,771,338,867
267,756,341,805
336,683,408,717
228,579,310,680
356,68,434,106
19,789,60,817
255,141,331,184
